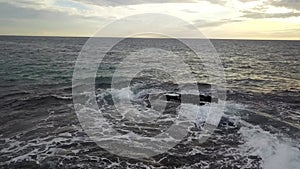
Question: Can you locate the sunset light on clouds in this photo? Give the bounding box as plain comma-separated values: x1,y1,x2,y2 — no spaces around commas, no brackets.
0,0,299,40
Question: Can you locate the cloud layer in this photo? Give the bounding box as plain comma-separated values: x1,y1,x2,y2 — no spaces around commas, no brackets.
0,0,299,39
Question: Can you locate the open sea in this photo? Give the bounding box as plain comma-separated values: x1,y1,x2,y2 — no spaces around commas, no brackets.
0,36,299,169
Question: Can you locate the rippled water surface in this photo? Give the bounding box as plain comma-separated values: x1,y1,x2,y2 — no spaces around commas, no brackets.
0,36,299,169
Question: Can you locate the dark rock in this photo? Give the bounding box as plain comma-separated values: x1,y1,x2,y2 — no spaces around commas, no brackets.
165,93,181,102
146,92,218,109
30,154,37,159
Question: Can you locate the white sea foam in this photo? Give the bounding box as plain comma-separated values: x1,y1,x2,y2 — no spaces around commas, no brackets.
91,87,300,168
239,125,300,169
219,102,300,169
178,103,213,127
52,94,72,100
110,87,134,101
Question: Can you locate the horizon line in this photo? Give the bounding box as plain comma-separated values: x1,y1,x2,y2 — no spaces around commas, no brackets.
0,34,299,41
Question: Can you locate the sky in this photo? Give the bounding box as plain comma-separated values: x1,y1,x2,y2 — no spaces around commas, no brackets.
0,0,299,40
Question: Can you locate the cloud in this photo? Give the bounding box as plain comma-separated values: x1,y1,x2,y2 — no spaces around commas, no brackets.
207,0,227,5
181,9,198,13
2,0,118,19
0,2,110,36
238,0,258,2
242,10,300,18
268,0,300,11
237,0,300,19
72,0,196,6
2,0,55,10
192,18,242,28
72,0,229,6
1,0,299,39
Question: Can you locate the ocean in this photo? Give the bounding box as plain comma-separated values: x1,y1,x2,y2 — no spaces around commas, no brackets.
0,36,299,169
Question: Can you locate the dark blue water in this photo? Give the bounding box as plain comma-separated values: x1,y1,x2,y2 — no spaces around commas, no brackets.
0,36,299,169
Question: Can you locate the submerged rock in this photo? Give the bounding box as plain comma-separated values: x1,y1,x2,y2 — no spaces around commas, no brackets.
145,92,218,109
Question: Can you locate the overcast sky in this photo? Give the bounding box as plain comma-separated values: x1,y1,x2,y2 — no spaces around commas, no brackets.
0,0,299,39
